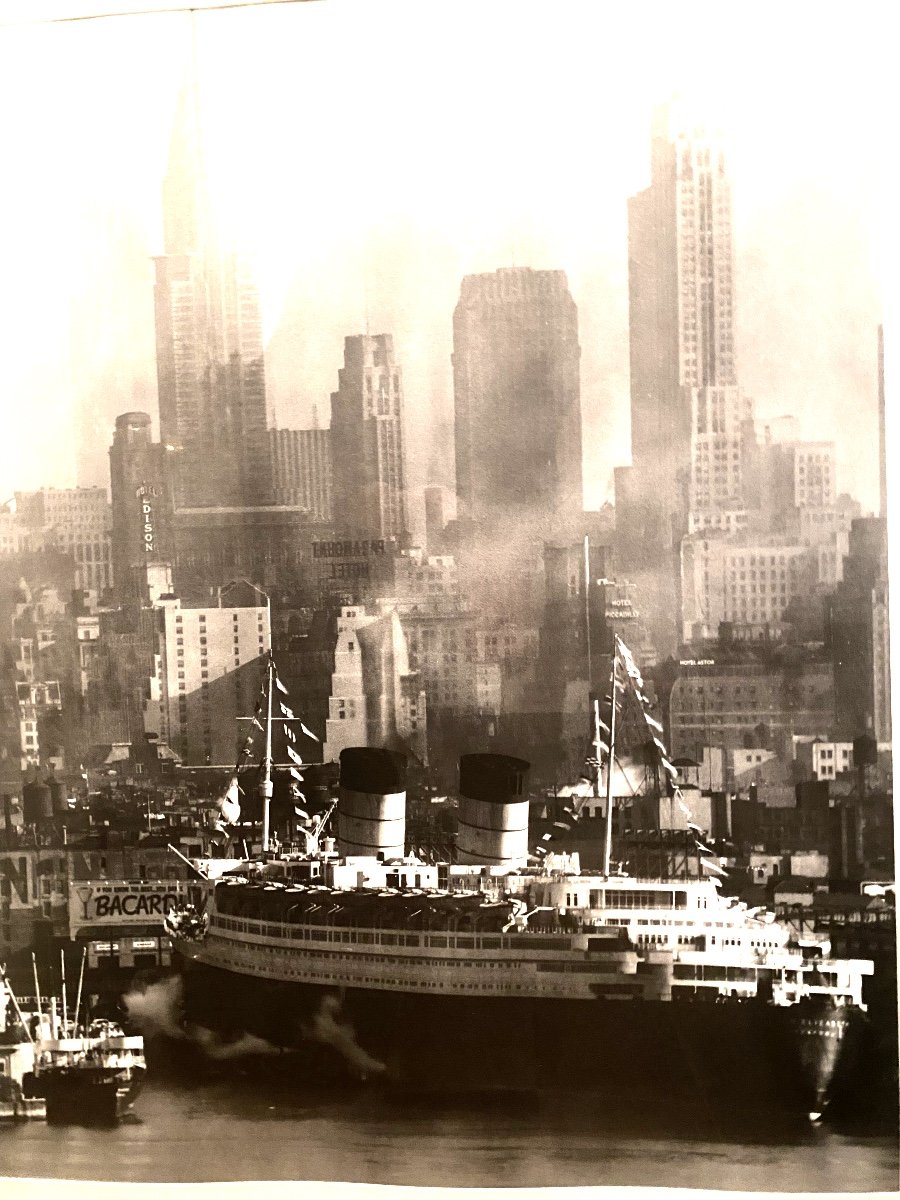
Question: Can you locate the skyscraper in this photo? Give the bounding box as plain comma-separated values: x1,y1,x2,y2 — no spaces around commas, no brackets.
154,87,270,508
330,334,408,544
452,268,583,536
828,517,891,744
622,102,747,548
878,325,886,523
629,102,737,460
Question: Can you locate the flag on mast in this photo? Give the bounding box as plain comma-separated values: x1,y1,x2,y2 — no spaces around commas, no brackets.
219,776,241,826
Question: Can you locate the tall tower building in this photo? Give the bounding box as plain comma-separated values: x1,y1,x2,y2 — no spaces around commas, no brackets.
629,103,738,467
154,87,271,508
330,335,409,544
878,325,887,523
623,102,748,546
453,268,583,536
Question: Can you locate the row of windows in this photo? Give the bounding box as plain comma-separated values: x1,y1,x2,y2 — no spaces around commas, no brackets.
213,916,570,954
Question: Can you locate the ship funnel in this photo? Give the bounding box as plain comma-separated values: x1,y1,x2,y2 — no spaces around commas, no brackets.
456,753,530,866
337,747,406,860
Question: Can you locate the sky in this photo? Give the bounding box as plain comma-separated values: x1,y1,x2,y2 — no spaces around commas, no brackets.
0,0,889,529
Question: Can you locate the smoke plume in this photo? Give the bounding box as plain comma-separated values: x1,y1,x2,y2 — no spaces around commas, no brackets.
304,994,386,1079
123,977,281,1059
123,976,186,1040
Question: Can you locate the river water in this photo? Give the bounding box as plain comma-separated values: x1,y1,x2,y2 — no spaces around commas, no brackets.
1,1074,897,1192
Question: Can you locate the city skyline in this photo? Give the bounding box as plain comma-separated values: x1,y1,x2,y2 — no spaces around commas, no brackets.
0,1,887,530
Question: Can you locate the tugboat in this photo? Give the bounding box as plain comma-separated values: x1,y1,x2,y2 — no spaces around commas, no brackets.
164,638,874,1122
35,1017,147,1125
0,957,146,1124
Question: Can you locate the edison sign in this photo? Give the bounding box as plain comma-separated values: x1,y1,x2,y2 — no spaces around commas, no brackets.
69,880,185,936
136,483,160,555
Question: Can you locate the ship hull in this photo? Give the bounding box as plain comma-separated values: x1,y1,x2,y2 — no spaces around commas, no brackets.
171,950,863,1121
42,1067,146,1126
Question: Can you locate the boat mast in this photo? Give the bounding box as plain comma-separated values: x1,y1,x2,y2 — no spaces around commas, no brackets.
260,654,275,855
60,948,68,1035
0,965,33,1045
73,946,86,1034
32,952,42,1019
583,534,592,688
602,639,618,879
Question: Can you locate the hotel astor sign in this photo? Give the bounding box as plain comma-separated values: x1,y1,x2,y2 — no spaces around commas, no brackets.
69,879,185,936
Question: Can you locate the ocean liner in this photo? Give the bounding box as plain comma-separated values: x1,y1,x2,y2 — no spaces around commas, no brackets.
166,637,873,1120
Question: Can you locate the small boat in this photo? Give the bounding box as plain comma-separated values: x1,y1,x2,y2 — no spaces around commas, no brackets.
31,1018,147,1125
1,960,146,1124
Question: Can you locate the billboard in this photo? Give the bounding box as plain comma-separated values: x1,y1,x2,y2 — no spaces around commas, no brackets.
137,483,161,555
68,879,186,936
600,580,639,622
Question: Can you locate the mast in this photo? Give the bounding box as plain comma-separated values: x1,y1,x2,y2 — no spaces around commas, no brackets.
60,948,68,1035
602,639,618,879
32,951,42,1019
0,965,33,1045
583,534,592,687
260,654,275,855
73,946,87,1035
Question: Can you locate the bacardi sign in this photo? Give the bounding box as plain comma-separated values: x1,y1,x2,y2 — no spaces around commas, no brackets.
69,879,185,936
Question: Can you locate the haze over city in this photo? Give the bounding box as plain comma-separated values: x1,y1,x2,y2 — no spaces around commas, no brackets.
0,5,896,1182
0,0,886,528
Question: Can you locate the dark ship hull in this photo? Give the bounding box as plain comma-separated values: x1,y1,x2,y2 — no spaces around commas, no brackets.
41,1066,146,1126
173,949,864,1122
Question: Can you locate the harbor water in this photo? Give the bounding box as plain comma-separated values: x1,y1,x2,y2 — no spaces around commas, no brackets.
1,1074,897,1191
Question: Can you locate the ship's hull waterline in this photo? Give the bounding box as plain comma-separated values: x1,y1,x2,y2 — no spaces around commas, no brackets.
172,949,863,1119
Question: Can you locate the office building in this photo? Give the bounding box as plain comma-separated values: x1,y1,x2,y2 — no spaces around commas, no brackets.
752,439,837,517
146,592,271,766
688,386,754,513
828,518,891,744
680,535,810,642
154,87,270,508
322,605,426,765
170,504,326,604
669,657,835,761
330,335,408,544
14,487,113,595
269,427,333,522
623,101,742,549
878,326,887,522
453,268,583,536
